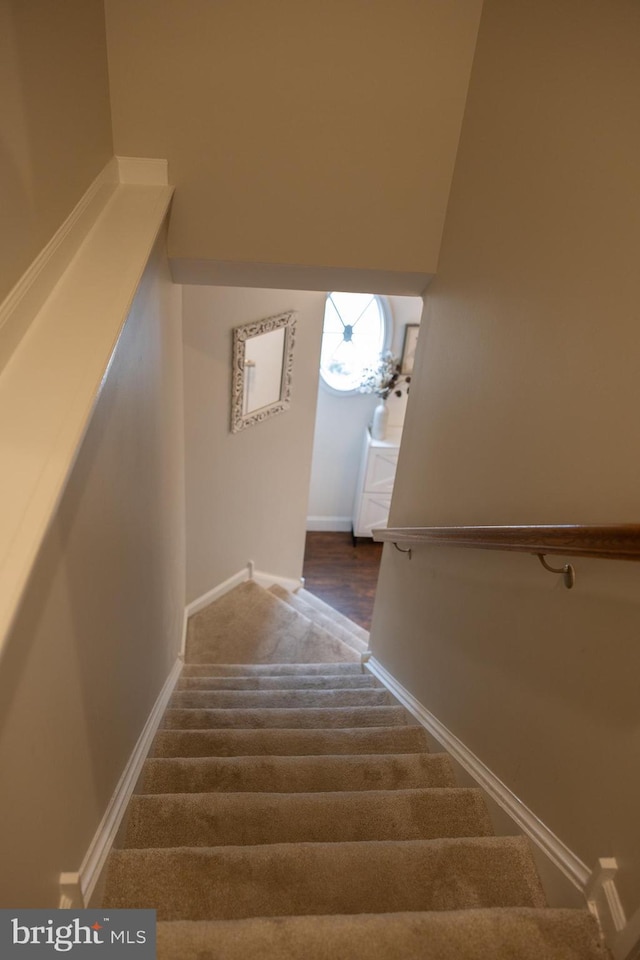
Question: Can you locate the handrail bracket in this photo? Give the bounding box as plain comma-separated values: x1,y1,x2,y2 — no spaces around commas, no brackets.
393,542,412,560
537,553,575,589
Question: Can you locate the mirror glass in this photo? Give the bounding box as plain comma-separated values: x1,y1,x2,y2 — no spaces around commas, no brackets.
243,327,286,414
231,311,297,433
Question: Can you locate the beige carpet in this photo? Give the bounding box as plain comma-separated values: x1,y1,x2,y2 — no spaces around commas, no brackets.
102,581,607,959
269,584,368,656
186,581,360,663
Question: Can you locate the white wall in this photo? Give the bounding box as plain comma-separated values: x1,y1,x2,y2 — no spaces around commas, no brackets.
372,0,640,917
183,286,326,602
307,296,422,529
0,234,185,906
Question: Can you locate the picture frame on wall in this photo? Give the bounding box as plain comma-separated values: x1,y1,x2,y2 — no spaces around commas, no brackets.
401,324,419,375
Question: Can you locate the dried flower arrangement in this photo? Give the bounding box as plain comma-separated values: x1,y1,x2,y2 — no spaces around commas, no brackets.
359,351,411,400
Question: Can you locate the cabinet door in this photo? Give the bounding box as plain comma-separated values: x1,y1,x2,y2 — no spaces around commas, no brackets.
364,447,399,494
354,492,392,537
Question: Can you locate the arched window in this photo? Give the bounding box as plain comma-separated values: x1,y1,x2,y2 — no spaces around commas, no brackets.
319,292,388,393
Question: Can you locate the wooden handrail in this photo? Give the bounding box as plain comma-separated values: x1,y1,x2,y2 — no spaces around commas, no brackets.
373,524,640,561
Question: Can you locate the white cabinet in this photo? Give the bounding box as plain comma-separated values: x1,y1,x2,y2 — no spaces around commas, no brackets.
352,428,401,538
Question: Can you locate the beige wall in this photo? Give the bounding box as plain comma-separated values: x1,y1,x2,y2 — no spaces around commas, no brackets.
0,234,185,906
0,0,113,303
183,286,325,602
372,0,640,912
104,0,482,289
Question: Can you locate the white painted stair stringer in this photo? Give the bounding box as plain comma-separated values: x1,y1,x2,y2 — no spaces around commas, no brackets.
59,656,183,908
366,654,636,960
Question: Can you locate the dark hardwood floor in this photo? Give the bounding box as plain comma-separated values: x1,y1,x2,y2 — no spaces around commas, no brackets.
302,532,383,631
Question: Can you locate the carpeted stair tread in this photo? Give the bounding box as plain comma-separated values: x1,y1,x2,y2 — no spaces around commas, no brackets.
151,725,431,757
155,909,607,960
141,753,455,793
269,585,368,655
298,588,370,643
103,581,601,956
169,688,391,709
103,836,546,920
186,581,360,664
162,705,408,729
176,674,380,690
180,662,365,677
123,788,493,847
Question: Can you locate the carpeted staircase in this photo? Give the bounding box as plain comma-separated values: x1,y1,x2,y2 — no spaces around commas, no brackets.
102,581,607,958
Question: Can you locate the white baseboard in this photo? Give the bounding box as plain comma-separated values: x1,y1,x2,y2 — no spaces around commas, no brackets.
366,655,637,959
58,657,183,908
185,567,251,618
180,607,189,660
306,517,353,532
185,564,305,625
610,904,640,960
253,568,305,592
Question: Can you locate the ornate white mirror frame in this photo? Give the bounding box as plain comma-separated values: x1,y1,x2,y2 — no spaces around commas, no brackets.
230,310,297,433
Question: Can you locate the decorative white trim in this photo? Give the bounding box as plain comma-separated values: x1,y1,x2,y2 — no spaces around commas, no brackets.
585,859,640,960
253,568,305,593
367,656,590,886
58,877,82,909
185,567,251,618
0,176,173,660
306,516,353,532
610,904,640,960
230,311,297,433
366,655,639,959
0,159,119,372
586,859,625,930
180,607,189,660
116,156,169,186
0,157,170,374
185,565,305,624
58,657,182,908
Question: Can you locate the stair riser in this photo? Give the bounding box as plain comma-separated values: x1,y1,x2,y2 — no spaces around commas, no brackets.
155,911,606,960
151,726,430,757
176,676,380,690
124,789,493,847
181,664,366,677
103,838,546,920
169,690,392,709
141,754,456,793
162,707,407,730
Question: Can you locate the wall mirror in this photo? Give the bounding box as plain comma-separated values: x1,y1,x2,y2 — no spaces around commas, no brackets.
231,310,297,433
